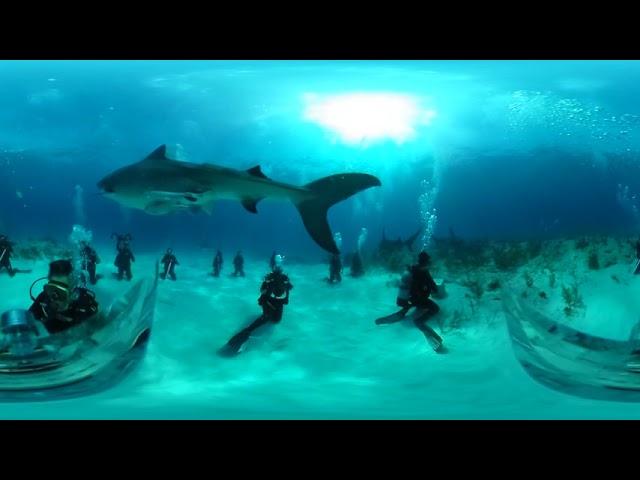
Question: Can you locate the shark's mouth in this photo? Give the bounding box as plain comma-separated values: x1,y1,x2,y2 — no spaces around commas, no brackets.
96,180,114,194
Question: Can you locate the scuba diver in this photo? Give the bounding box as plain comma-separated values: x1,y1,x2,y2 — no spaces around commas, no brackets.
79,240,100,285
0,235,30,276
28,259,99,335
114,239,135,281
220,254,294,356
212,249,223,277
160,248,179,281
375,251,444,352
233,251,245,277
350,251,364,278
324,253,342,284
0,235,15,277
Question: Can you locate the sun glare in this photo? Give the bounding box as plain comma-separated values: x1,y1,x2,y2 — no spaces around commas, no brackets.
303,92,436,146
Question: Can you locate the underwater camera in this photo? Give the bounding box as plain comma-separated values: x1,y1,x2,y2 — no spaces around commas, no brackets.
0,309,49,360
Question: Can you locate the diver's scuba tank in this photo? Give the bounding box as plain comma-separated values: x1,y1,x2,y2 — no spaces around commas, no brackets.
397,271,413,304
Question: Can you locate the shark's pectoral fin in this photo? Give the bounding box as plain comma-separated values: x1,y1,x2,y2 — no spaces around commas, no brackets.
150,191,188,201
149,190,203,205
185,200,216,215
241,197,265,214
145,201,177,215
246,166,271,181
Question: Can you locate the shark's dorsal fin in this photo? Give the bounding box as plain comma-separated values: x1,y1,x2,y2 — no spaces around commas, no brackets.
241,197,265,214
405,227,423,251
246,166,271,180
144,145,168,161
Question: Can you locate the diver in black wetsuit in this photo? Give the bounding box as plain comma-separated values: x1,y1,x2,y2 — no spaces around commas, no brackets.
28,259,99,335
402,251,440,319
160,248,179,280
221,255,294,355
324,253,342,284
79,240,100,285
114,240,135,281
212,250,223,277
350,251,364,278
375,251,443,352
233,251,245,277
0,235,15,277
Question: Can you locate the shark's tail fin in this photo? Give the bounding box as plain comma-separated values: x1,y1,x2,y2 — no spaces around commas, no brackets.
295,173,381,254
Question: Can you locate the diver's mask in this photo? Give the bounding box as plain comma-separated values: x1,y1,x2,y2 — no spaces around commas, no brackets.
29,277,71,305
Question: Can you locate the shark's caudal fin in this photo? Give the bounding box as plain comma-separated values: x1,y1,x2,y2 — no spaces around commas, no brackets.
295,173,382,254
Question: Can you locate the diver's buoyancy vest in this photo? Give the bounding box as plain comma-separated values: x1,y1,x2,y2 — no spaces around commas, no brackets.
397,271,412,302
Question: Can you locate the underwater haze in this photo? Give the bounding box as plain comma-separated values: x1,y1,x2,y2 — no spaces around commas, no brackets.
3,60,640,248
2,59,640,419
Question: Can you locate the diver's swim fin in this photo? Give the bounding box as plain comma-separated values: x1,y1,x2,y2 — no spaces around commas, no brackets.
217,344,241,358
420,323,444,352
218,330,251,357
375,306,411,325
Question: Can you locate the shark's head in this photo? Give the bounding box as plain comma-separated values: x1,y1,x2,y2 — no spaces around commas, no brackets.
96,165,152,210
96,146,207,215
97,145,172,200
96,172,118,196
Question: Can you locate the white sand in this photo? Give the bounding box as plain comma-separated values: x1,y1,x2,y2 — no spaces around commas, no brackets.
1,237,640,419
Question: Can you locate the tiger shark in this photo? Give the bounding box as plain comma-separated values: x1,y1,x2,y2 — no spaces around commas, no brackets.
96,145,382,254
